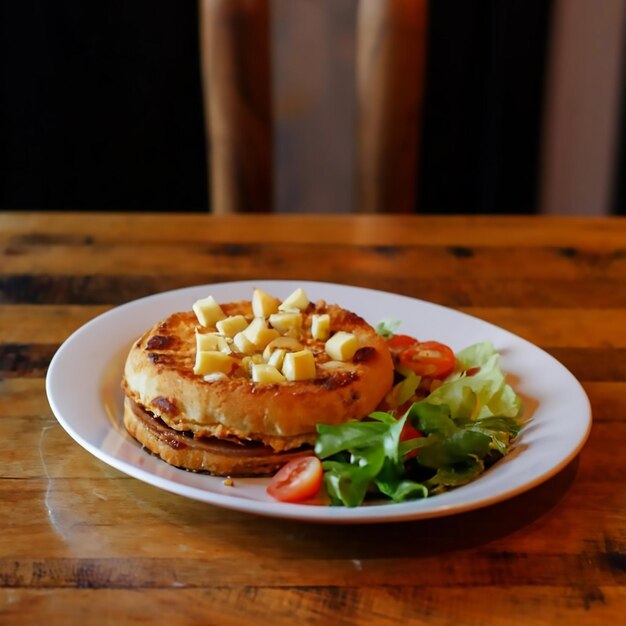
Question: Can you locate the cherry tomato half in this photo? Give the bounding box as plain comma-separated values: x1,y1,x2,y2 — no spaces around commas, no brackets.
267,456,323,503
387,334,419,354
400,422,422,459
398,341,455,380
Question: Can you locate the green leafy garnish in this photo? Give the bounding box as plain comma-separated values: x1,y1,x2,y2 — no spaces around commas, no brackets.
425,458,485,492
426,342,522,420
385,370,421,409
376,318,401,339
315,409,425,506
313,341,523,507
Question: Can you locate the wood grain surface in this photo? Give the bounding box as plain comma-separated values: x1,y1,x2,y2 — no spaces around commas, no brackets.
1,212,625,625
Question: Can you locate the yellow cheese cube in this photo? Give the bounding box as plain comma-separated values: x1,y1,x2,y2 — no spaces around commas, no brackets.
325,331,359,361
193,295,226,327
268,312,303,334
261,336,303,361
233,331,257,354
241,354,264,374
311,314,331,341
267,348,286,370
216,315,248,338
279,288,309,312
252,288,280,318
251,363,286,384
282,349,316,381
242,318,280,349
196,332,231,354
193,350,235,376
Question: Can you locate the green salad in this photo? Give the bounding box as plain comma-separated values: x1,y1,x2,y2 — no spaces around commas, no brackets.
314,331,523,507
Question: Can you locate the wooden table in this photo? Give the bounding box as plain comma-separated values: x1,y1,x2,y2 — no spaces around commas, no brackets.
1,212,625,625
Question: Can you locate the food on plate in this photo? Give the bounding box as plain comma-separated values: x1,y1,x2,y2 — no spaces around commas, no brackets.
266,456,323,503
266,322,524,505
121,287,394,477
121,285,524,507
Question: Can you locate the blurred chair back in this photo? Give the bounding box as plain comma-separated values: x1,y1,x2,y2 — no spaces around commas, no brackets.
198,0,427,215
198,1,567,216
199,0,273,214
356,0,428,214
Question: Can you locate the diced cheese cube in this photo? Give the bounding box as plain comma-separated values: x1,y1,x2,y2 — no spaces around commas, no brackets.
216,315,248,338
252,288,280,318
241,354,264,374
196,332,231,354
233,331,257,354
325,331,359,361
267,348,286,370
251,363,286,384
261,336,303,361
193,295,226,327
279,288,309,312
268,312,303,334
242,317,280,349
311,314,331,341
282,349,316,381
196,332,219,352
193,350,235,376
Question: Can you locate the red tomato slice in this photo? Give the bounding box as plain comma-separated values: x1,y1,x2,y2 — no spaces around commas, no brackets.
267,456,323,503
400,422,422,459
387,334,419,353
398,341,455,379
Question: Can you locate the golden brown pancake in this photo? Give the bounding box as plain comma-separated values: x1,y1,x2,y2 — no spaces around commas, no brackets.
123,397,311,475
121,297,394,476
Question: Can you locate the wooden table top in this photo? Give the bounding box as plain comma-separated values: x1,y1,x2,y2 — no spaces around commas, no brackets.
1,212,625,625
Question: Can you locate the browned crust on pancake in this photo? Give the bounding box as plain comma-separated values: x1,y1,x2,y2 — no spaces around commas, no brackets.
122,299,394,453
123,397,311,476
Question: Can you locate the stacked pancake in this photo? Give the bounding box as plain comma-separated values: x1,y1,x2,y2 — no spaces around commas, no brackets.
121,287,394,476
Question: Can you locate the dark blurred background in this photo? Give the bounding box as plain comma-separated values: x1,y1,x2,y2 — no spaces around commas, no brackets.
1,0,624,215
0,1,208,212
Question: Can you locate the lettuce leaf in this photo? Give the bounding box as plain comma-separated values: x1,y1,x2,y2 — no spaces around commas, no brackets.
376,318,401,339
375,460,429,502
424,342,521,420
425,458,485,491
385,370,421,409
414,429,491,468
315,420,391,458
316,409,429,506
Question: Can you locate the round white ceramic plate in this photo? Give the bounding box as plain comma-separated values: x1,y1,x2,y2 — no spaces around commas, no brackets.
46,280,592,523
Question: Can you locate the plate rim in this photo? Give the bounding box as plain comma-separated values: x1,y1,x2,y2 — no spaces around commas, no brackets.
45,279,593,523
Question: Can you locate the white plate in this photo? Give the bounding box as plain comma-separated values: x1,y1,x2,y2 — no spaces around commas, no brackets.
46,280,592,523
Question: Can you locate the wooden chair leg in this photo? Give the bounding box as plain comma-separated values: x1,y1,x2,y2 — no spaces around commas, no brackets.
356,0,428,213
199,0,273,213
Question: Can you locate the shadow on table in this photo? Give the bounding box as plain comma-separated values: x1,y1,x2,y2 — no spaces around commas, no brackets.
123,454,579,560
259,457,580,558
